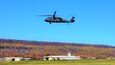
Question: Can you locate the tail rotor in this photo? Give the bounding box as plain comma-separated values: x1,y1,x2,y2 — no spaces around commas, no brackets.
71,16,75,22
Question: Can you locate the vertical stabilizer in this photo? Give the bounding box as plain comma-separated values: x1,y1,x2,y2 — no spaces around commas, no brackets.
71,16,75,22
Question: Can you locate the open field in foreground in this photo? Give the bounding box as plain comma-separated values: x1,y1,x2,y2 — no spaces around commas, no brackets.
0,59,115,65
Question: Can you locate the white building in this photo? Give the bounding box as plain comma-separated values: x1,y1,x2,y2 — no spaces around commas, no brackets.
44,53,81,60
0,58,4,62
4,57,23,61
3,57,31,61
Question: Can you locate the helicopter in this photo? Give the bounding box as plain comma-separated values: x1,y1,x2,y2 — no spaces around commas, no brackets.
38,11,75,24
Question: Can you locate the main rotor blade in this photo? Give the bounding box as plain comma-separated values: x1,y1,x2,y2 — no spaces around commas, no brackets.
53,11,56,16
53,11,56,19
36,15,53,16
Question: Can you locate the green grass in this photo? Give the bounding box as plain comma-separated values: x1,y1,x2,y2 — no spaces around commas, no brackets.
0,59,115,65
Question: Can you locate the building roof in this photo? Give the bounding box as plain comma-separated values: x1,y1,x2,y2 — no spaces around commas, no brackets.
44,56,80,58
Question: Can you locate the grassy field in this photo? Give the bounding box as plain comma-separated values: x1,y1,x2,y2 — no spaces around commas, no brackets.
0,59,115,65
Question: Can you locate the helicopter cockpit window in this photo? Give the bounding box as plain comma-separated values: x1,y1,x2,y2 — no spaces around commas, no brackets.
57,17,62,20
46,17,52,20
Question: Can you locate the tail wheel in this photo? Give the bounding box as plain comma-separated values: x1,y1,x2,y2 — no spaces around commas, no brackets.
49,22,51,24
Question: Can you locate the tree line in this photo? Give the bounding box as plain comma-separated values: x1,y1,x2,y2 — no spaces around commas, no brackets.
0,38,115,59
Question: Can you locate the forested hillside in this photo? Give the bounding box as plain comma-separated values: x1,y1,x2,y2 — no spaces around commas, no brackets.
0,38,115,59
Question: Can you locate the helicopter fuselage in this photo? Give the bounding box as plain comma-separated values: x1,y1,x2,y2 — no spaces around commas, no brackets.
38,11,75,24
44,17,74,24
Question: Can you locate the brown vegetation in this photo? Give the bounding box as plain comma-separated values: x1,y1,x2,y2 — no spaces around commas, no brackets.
0,38,115,59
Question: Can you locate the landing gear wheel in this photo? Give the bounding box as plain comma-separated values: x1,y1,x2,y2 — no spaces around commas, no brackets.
49,22,51,24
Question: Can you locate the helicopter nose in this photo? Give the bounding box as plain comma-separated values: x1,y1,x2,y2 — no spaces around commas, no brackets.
44,19,48,22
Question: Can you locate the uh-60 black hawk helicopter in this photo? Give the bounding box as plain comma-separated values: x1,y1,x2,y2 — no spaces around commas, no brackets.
38,11,75,24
